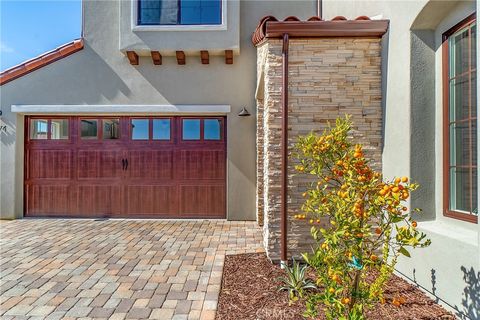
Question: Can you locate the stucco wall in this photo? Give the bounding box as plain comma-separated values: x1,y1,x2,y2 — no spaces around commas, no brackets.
0,0,316,220
323,0,479,317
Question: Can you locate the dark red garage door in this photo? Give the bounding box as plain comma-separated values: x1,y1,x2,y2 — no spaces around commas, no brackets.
24,116,226,218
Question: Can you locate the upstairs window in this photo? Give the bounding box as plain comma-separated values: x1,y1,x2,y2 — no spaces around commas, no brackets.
138,0,222,26
443,14,477,223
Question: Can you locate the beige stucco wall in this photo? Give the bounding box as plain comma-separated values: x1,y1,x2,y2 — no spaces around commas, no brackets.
0,0,317,220
323,0,479,317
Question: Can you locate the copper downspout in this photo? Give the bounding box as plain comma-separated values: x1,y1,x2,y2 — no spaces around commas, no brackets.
317,0,322,19
281,33,289,264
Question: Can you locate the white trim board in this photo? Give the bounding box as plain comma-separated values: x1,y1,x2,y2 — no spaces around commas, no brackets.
11,105,231,115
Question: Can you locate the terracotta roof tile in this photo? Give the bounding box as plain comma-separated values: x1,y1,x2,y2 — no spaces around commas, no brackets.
252,15,389,46
0,39,84,86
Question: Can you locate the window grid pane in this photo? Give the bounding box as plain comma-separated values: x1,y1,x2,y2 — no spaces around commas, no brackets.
182,119,201,140
131,119,150,140
80,120,98,139
30,119,48,140
138,0,221,25
51,119,69,140
204,119,221,140
446,19,477,218
153,119,171,140
103,119,120,140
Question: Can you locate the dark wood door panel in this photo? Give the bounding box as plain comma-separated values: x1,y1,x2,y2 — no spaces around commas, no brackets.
176,149,226,180
77,185,123,216
126,150,174,180
77,150,123,180
27,149,72,180
125,185,177,216
25,184,72,216
179,185,225,217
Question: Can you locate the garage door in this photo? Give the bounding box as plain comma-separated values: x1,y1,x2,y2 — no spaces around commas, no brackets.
24,116,226,218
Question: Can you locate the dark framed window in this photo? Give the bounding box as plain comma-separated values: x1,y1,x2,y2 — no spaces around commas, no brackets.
443,13,477,223
137,0,222,26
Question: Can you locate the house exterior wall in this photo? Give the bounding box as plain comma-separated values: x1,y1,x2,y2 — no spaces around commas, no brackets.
257,37,384,261
119,0,240,55
323,0,479,317
0,0,316,220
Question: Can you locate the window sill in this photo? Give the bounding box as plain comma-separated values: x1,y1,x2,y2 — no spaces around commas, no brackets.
417,220,478,246
132,24,227,32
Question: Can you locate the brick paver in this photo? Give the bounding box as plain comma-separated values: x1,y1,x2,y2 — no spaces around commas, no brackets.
0,220,263,319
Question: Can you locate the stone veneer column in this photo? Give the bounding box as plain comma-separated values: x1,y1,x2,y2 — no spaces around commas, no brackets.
257,37,384,261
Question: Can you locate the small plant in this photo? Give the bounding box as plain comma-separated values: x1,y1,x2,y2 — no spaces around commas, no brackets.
278,259,317,302
294,116,431,320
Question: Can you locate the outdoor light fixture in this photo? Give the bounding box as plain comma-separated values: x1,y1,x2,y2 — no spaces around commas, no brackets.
238,107,251,117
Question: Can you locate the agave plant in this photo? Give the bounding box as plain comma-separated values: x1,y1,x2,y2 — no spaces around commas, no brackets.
278,258,317,301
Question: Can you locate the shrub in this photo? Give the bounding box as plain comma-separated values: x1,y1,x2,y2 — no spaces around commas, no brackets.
278,259,317,302
293,116,431,320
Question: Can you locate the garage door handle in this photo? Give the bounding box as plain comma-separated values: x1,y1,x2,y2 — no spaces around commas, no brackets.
125,159,128,170
122,159,125,170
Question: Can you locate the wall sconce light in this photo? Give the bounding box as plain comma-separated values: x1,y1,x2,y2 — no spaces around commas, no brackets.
238,107,251,117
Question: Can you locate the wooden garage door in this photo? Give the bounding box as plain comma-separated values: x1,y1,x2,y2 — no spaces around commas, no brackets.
24,116,226,218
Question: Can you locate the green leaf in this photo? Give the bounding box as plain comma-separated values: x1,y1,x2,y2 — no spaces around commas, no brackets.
398,247,411,258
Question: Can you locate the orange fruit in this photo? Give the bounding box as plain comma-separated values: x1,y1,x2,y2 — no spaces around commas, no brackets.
394,178,401,184
411,221,417,228
370,254,378,261
342,297,351,305
328,288,335,294
401,177,408,183
375,227,382,235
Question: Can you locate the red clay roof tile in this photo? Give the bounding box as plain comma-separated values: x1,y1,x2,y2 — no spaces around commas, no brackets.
0,39,84,86
252,15,389,46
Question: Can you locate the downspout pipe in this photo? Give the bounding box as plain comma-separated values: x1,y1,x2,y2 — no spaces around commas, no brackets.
281,33,289,265
317,0,323,19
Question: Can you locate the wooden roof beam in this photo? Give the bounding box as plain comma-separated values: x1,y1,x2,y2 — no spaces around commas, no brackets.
176,51,186,65
225,50,233,64
151,51,162,65
200,51,209,64
126,51,139,65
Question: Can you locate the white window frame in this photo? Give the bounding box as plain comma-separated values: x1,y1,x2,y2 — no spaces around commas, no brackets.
131,0,228,31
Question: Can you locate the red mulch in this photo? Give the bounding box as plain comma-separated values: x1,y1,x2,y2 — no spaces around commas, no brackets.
216,253,455,320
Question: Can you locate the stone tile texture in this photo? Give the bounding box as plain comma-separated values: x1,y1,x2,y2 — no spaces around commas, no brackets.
256,38,384,260
0,220,263,319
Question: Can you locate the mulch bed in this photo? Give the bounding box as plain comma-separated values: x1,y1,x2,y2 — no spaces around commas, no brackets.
216,253,455,320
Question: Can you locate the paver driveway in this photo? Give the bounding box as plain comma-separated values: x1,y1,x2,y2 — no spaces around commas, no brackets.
0,219,264,320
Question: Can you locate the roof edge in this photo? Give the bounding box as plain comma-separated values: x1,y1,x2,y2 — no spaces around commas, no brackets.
252,16,389,46
0,39,84,86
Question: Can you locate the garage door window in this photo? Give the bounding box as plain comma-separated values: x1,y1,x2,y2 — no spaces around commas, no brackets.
153,119,171,140
29,119,48,140
131,119,149,140
103,119,120,140
51,119,69,140
204,119,221,140
81,119,98,139
182,119,201,140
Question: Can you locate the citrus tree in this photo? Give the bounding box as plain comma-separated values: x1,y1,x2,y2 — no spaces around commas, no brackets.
294,116,431,320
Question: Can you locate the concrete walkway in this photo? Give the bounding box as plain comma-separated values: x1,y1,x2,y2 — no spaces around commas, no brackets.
0,219,264,319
